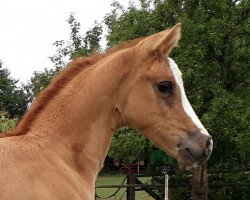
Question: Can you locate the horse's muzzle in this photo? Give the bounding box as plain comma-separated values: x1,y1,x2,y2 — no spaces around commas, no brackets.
178,133,213,164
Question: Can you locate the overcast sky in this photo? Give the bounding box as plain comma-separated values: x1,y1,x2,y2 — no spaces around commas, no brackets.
0,0,130,84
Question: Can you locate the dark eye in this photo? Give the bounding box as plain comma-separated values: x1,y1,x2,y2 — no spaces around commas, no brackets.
157,81,173,94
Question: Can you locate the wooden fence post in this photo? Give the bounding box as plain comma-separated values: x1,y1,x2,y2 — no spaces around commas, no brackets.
127,174,135,200
191,164,208,200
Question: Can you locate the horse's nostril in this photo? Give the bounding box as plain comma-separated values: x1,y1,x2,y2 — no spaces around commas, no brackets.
204,149,211,157
180,135,213,163
206,138,213,149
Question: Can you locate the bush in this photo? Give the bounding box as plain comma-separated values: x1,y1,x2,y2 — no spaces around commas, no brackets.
0,112,17,132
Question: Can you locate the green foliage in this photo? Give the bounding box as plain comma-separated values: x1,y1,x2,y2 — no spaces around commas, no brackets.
104,0,249,169
208,171,250,200
27,68,58,101
0,111,17,132
50,13,103,69
103,0,249,198
0,61,29,117
83,23,103,55
151,172,190,199
202,90,250,167
108,128,148,164
150,170,250,200
104,1,158,47
26,13,103,100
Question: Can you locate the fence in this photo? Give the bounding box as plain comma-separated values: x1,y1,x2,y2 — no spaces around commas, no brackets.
95,166,250,200
95,174,171,200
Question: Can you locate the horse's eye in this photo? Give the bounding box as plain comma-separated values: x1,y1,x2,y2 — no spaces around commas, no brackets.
157,81,173,94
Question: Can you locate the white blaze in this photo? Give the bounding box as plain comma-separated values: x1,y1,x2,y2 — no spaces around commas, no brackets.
167,57,210,136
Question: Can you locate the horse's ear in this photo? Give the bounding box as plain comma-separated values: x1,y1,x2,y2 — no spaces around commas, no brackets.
151,23,181,55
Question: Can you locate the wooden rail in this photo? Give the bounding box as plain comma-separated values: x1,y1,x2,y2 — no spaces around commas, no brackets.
95,182,250,188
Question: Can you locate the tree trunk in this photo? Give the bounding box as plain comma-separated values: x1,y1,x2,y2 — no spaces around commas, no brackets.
191,164,208,200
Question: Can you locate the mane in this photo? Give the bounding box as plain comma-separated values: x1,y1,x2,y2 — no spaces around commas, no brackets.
0,37,144,138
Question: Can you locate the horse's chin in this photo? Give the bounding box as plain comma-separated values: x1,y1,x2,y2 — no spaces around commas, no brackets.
177,152,210,170
178,161,199,170
177,156,199,170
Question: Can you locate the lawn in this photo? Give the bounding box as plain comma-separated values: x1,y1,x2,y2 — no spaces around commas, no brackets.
96,175,155,199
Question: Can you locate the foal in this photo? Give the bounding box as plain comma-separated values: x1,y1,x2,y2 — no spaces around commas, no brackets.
0,24,212,199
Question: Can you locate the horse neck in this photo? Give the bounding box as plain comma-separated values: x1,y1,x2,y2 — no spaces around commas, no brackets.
28,52,133,179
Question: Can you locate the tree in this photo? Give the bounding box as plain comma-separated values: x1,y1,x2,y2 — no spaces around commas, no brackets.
104,0,249,170
104,0,157,47
25,62,58,103
103,0,249,199
0,61,29,117
108,128,148,164
26,68,58,101
0,111,17,132
27,13,103,100
50,13,103,70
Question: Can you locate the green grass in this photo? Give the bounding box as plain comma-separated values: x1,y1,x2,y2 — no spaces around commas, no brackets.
96,175,154,199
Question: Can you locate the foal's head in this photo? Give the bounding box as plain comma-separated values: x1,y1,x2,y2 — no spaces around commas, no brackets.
119,24,213,167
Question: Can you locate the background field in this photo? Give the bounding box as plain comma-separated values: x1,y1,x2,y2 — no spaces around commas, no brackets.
96,175,154,199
